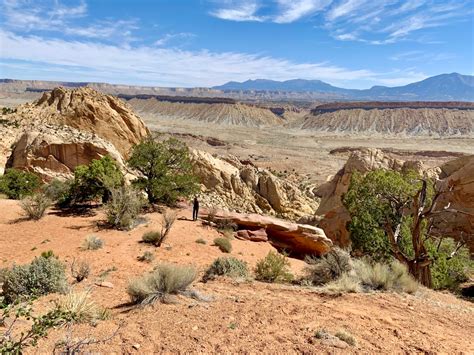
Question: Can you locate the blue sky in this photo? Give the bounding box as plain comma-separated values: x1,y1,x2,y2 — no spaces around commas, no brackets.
0,0,473,88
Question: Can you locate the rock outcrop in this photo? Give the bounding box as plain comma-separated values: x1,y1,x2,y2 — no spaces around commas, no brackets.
432,155,474,252
211,211,332,257
191,150,318,220
314,148,434,246
6,125,125,181
2,87,149,180
13,87,149,157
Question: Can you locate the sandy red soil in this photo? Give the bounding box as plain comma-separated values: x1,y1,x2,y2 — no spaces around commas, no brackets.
1,199,473,353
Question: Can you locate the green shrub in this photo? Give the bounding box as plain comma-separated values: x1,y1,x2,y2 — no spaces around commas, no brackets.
304,248,351,285
427,239,473,290
20,192,52,220
127,264,197,304
66,156,123,205
214,237,232,253
255,251,293,283
137,251,155,263
203,257,249,282
128,137,199,205
195,238,207,244
2,255,68,303
42,179,72,205
105,186,144,230
142,231,162,244
82,235,104,250
0,169,41,199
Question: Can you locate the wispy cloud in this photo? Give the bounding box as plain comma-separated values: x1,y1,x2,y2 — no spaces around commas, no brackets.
0,30,391,87
154,32,196,47
210,0,265,22
0,0,138,43
273,0,331,23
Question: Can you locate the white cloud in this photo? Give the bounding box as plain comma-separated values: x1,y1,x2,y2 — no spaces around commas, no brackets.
0,30,381,87
273,0,331,24
210,1,264,22
154,32,196,47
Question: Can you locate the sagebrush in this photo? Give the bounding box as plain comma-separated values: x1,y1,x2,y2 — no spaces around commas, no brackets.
203,257,249,282
255,251,293,283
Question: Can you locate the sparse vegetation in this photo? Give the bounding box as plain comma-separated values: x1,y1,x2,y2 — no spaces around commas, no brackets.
304,247,351,286
203,257,249,282
58,292,106,323
105,186,144,230
42,179,72,205
70,259,91,282
82,235,104,250
137,251,155,263
195,238,207,244
0,169,41,200
255,251,293,283
140,211,176,247
20,192,52,220
128,137,199,205
127,264,197,304
213,237,232,253
335,331,356,346
1,255,68,303
0,302,72,353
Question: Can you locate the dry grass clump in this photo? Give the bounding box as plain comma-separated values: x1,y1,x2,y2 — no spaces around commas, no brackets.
137,251,155,263
58,292,109,323
203,257,249,282
105,186,144,230
335,330,357,346
70,260,91,282
20,192,52,220
255,251,293,283
82,235,104,250
321,259,418,294
141,211,177,247
127,264,197,304
304,247,351,285
214,237,232,253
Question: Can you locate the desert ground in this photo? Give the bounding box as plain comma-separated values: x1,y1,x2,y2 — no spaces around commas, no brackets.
1,199,473,353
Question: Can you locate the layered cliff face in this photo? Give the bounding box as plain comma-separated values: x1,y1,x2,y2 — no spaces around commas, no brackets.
1,87,149,180
129,98,286,127
191,150,318,220
299,107,474,136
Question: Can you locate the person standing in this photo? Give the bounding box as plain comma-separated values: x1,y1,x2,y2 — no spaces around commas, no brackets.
192,196,200,221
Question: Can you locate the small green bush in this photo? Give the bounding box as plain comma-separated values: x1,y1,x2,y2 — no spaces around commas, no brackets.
195,238,207,245
0,169,41,199
203,257,249,282
141,211,176,247
2,255,68,303
304,248,351,286
127,264,197,304
137,251,155,263
82,235,104,250
255,251,293,283
214,237,232,253
142,231,162,244
20,192,52,220
43,179,72,205
105,186,144,230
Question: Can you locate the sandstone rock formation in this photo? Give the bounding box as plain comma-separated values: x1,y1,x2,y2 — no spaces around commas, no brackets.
2,87,149,180
6,125,125,181
432,155,474,252
191,149,318,220
13,87,149,157
211,211,332,257
314,148,434,246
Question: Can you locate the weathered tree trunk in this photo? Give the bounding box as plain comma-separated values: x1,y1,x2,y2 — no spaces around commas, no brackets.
408,260,432,288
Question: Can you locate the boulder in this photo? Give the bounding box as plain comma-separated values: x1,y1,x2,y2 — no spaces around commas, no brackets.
191,149,318,220
236,228,268,242
212,211,332,257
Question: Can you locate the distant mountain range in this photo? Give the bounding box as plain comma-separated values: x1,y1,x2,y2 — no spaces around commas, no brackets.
213,73,474,101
